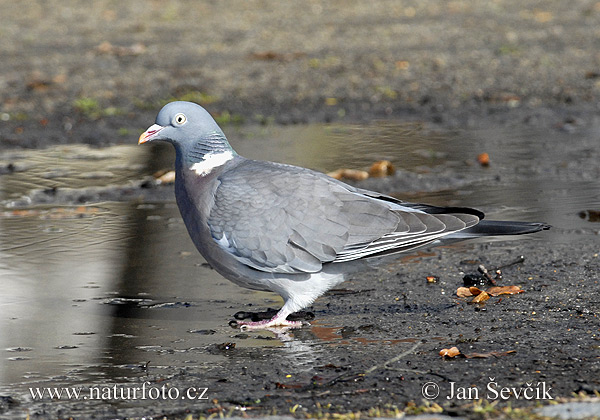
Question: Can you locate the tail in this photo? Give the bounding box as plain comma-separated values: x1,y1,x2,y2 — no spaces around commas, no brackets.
449,220,551,239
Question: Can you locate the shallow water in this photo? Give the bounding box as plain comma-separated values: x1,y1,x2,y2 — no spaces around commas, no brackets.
1,121,599,405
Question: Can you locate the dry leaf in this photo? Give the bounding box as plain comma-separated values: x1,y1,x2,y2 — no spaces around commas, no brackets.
477,152,490,167
457,284,523,301
439,346,461,358
469,286,483,295
457,286,484,297
368,160,395,177
153,169,176,184
472,291,490,303
156,170,175,184
456,287,474,297
487,285,524,296
327,168,369,181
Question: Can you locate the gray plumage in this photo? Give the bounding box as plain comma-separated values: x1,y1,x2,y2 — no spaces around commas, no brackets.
139,101,550,329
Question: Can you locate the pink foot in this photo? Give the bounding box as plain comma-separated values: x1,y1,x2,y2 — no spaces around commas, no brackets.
232,311,307,330
237,318,305,331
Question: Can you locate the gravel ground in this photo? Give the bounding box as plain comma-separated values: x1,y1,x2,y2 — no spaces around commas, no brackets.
1,0,600,149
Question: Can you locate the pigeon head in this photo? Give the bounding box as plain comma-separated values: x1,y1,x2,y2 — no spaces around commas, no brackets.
139,101,236,167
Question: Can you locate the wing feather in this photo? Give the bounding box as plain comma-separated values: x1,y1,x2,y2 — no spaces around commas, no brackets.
206,159,481,273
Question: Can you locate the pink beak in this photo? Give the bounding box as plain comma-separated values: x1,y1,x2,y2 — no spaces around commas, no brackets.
138,124,164,144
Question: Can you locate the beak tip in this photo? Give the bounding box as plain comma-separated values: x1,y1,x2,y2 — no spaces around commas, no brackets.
138,124,164,145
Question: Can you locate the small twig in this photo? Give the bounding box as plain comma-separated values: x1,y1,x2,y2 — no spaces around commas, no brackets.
486,256,526,283
364,341,421,375
477,264,497,286
496,255,525,270
302,341,422,390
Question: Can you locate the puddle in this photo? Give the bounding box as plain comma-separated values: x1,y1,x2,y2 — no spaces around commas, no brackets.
1,122,599,403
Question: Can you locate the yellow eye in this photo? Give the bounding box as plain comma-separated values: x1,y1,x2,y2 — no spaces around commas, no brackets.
174,113,187,125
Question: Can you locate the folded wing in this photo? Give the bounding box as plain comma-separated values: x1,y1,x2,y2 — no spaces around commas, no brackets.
207,160,480,274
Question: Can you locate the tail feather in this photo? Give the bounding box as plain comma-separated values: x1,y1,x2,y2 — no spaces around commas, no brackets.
449,220,551,239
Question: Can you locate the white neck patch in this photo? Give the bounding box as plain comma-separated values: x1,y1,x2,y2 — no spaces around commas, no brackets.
190,150,234,176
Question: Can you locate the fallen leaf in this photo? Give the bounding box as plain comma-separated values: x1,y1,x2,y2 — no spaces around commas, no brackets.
472,291,490,303
368,160,395,177
487,285,524,296
153,169,175,184
439,346,461,358
469,286,484,295
477,152,490,167
457,283,524,301
327,168,369,181
457,286,485,297
156,170,175,184
456,287,474,297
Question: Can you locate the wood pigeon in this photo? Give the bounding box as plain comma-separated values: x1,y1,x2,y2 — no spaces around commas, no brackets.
139,101,549,329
